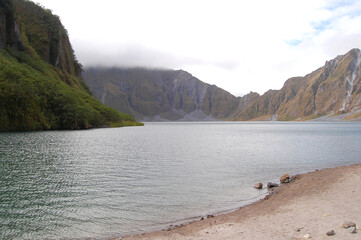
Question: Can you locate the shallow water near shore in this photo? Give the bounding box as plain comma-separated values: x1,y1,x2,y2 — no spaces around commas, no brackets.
1,122,361,239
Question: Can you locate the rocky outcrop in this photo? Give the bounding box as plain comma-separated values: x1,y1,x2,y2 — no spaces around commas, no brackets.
12,0,82,78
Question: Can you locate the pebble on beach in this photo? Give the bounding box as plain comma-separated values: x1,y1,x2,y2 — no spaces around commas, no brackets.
326,230,335,236
303,233,311,239
342,221,356,228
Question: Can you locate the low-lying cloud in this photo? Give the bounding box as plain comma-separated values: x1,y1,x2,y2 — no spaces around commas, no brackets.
75,42,203,69
35,0,361,95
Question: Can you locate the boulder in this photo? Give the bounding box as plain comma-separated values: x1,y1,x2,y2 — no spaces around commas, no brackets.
280,174,290,183
267,182,279,189
253,182,263,189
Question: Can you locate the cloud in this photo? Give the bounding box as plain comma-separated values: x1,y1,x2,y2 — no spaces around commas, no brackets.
75,42,203,68
34,0,361,95
282,0,361,47
285,39,303,47
212,60,240,71
75,40,241,72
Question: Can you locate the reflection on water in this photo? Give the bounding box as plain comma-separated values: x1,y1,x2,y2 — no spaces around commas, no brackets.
1,122,361,239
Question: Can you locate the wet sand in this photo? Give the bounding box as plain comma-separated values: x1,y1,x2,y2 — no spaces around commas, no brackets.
121,164,361,240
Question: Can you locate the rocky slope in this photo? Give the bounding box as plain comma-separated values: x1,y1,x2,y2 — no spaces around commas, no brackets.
84,68,243,121
234,48,361,121
0,0,141,131
278,48,361,120
84,50,361,121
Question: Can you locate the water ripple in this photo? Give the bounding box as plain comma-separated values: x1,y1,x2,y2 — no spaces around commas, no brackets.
1,122,361,239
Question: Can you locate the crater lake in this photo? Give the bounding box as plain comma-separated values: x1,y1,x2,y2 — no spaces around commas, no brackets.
1,122,361,239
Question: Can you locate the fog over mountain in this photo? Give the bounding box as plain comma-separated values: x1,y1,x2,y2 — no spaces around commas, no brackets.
34,0,361,96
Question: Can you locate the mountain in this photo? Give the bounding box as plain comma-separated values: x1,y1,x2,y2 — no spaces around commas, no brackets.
84,67,243,121
84,49,361,122
0,0,141,131
233,48,361,121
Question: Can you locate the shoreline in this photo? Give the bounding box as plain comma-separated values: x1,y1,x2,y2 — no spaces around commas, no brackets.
120,163,361,240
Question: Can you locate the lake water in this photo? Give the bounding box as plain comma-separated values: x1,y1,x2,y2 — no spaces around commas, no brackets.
1,122,361,239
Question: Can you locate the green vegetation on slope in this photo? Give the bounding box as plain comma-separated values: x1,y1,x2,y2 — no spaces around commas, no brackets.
0,50,141,131
13,0,83,78
0,0,142,131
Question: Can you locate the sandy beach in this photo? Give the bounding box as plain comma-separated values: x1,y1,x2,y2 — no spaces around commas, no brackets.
121,164,361,240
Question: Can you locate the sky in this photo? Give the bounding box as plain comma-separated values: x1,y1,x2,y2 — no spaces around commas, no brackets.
33,0,361,96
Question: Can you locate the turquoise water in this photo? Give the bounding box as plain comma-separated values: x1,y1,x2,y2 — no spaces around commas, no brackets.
1,122,361,239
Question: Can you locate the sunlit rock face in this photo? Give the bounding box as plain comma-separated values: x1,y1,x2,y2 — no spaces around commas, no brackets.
233,48,361,121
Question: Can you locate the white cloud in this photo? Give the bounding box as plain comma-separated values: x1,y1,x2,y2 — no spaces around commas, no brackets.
34,0,361,95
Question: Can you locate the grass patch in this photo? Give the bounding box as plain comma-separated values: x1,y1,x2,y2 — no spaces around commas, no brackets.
295,113,327,121
110,121,144,128
344,112,361,121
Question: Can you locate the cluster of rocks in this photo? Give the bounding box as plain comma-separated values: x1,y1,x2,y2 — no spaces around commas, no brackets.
252,174,359,239
300,221,358,239
341,221,357,234
253,174,292,190
324,221,358,237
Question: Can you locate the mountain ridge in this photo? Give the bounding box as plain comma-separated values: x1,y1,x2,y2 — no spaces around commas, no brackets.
84,67,242,121
84,48,361,121
233,48,361,121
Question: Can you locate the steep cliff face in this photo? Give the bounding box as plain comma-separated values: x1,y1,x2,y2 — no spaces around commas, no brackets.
84,68,241,121
13,0,82,77
0,0,23,50
230,49,361,121
276,48,361,120
0,0,140,131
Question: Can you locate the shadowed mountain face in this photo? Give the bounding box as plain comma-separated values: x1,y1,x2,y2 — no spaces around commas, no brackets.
84,68,243,121
84,49,361,121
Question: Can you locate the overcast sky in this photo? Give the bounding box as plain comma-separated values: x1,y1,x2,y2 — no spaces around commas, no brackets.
33,0,361,96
